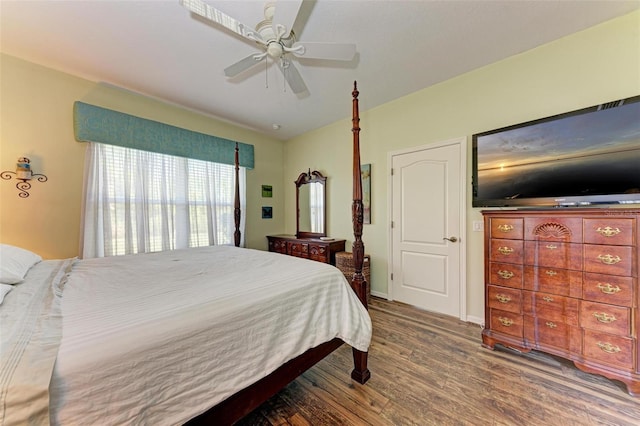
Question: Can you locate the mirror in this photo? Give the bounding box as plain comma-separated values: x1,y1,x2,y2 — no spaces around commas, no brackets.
295,170,326,238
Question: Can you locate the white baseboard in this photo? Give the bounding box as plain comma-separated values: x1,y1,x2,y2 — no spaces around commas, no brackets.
370,290,388,299
465,315,484,326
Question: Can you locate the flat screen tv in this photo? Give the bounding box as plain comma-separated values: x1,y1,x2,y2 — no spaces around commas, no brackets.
472,95,640,208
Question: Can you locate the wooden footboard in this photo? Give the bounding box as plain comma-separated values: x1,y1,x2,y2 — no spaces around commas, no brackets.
185,339,344,425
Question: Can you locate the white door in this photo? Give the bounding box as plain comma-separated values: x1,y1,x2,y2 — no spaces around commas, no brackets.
389,137,466,318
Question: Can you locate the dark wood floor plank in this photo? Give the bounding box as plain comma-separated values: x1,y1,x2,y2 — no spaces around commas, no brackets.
303,360,390,415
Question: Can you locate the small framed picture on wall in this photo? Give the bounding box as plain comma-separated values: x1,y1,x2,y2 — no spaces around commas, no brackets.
262,185,273,198
262,206,273,219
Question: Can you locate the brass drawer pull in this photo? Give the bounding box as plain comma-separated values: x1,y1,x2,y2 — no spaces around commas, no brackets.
545,321,557,329
498,317,514,327
596,226,621,237
597,254,621,265
497,224,514,232
545,244,558,250
593,312,617,323
498,247,514,255
597,283,621,295
497,270,514,279
545,270,557,277
542,296,554,302
496,294,511,303
597,342,621,354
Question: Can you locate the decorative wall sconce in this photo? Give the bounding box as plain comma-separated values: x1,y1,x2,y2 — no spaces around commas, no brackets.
1,157,48,198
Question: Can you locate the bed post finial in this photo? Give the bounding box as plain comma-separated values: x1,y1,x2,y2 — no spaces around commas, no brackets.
350,81,370,385
234,142,241,247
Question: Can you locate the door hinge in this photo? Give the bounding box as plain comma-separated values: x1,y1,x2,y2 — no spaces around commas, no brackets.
390,273,394,280
391,221,394,228
391,168,394,175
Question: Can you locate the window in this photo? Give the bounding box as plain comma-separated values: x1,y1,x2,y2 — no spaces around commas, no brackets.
81,142,245,258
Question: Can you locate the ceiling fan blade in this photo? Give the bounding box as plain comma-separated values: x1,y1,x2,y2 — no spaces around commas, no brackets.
224,54,266,77
291,42,356,61
180,0,263,43
277,60,308,94
272,0,303,39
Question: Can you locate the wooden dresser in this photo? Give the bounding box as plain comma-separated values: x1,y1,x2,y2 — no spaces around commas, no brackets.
267,235,345,266
481,209,639,396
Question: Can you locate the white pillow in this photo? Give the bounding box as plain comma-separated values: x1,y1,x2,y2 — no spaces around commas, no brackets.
0,284,12,304
0,244,42,284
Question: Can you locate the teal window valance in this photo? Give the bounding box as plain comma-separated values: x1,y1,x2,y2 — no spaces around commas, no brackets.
73,102,254,169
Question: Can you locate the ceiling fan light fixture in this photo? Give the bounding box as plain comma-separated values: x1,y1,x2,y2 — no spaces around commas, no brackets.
267,41,284,59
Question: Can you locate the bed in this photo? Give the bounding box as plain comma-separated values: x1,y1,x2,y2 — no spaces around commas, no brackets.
0,83,371,425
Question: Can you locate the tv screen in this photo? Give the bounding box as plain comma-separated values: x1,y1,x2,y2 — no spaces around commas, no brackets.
472,95,640,208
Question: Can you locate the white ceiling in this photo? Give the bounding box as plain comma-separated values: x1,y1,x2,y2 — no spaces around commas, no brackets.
1,0,638,140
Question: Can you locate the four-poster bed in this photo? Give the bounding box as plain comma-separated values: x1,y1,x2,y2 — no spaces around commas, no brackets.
0,83,369,426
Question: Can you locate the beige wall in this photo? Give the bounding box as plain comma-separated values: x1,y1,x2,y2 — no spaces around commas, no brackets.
0,54,285,258
284,11,640,322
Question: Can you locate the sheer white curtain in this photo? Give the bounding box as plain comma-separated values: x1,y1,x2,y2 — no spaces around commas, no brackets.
81,142,246,258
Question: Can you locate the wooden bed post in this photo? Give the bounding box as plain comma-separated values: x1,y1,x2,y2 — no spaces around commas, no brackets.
234,142,241,248
350,81,371,384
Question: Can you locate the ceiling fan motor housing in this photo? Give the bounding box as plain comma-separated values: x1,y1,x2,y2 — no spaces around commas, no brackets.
255,19,295,59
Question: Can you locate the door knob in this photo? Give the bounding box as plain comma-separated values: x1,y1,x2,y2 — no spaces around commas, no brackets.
443,236,458,243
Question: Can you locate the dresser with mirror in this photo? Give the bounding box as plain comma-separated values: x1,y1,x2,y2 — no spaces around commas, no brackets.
267,170,345,265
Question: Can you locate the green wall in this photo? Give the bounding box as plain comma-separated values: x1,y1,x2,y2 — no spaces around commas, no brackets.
284,10,640,322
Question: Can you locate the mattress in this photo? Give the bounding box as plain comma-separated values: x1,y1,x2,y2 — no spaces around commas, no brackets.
1,246,371,425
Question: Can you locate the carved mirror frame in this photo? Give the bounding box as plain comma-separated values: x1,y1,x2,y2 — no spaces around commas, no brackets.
295,170,327,239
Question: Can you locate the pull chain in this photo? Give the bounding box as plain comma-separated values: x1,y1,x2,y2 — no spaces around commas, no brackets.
281,58,287,93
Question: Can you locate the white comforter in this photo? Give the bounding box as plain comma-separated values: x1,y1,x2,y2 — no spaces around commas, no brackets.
2,246,371,426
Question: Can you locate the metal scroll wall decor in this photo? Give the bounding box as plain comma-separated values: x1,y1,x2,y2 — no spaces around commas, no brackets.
1,157,48,198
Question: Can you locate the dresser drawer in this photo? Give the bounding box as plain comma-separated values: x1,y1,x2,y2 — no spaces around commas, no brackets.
583,330,634,371
584,218,635,246
524,241,582,270
488,285,522,314
489,309,523,338
269,239,287,254
490,218,523,240
490,239,524,264
489,262,523,289
523,266,582,298
288,242,309,258
583,273,633,307
525,217,583,243
583,244,633,277
308,244,329,263
580,300,631,336
524,316,581,353
522,291,579,325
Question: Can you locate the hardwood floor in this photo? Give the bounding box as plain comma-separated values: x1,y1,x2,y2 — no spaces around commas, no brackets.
237,297,640,425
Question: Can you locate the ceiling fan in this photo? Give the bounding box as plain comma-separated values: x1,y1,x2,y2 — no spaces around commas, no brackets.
179,0,356,94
